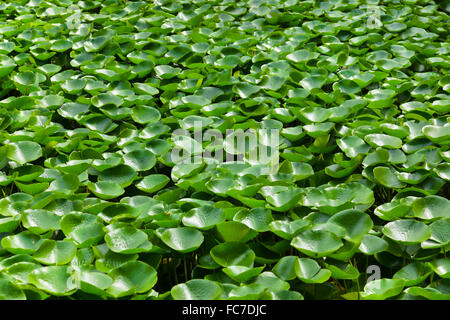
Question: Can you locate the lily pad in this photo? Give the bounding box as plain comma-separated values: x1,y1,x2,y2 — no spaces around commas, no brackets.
291,230,343,258
171,279,222,300
210,242,255,268
157,227,204,253
382,219,431,245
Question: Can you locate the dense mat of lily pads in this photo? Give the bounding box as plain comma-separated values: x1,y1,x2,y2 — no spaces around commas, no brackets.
0,0,449,300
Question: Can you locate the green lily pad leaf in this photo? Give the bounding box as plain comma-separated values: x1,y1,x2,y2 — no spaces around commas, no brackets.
33,240,77,265
412,196,450,220
11,165,44,182
1,231,43,254
133,83,159,96
4,261,41,284
361,279,405,300
374,199,411,221
303,123,334,138
182,206,225,230
92,153,123,171
300,75,326,91
223,266,265,283
423,218,450,249
105,225,151,254
180,115,214,131
76,267,113,296
325,260,359,280
373,166,406,188
380,123,409,139
87,181,125,200
94,249,139,274
131,105,161,124
37,64,61,76
6,141,42,165
291,230,343,258
393,262,433,286
81,114,118,133
55,160,91,175
61,79,86,94
233,208,273,232
228,283,266,300
365,89,396,109
29,266,77,296
98,204,140,224
123,150,156,171
139,123,170,141
295,258,332,284
107,261,157,298
433,163,450,181
22,209,60,234
430,259,450,278
157,227,204,253
333,80,360,94
422,125,450,143
268,219,310,240
210,242,255,268
58,103,90,120
39,95,64,109
60,213,104,248
136,174,170,194
47,173,79,195
359,235,389,255
365,134,403,149
252,272,290,292
287,49,318,63
281,126,304,141
382,219,431,245
154,65,181,79
405,281,450,300
215,221,258,243
84,36,110,52
92,93,124,108
272,256,298,281
0,54,16,77
0,217,20,233
97,165,137,188
287,88,310,104
0,254,34,270
171,279,222,300
337,136,371,158
328,209,373,243
264,187,303,212
233,83,260,98
0,279,26,300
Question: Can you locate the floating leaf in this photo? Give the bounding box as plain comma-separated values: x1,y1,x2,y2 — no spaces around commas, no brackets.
171,279,222,300
182,206,225,230
210,242,255,268
29,266,76,296
105,225,151,254
412,196,450,220
328,209,373,243
6,141,42,165
361,279,405,300
157,227,204,253
382,220,431,245
33,240,77,265
291,230,343,258
107,261,157,298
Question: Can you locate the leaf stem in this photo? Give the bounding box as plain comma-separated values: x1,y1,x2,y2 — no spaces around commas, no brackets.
353,258,361,300
173,258,178,284
184,256,188,282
